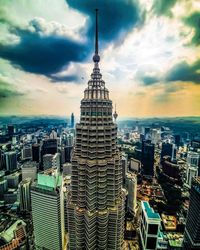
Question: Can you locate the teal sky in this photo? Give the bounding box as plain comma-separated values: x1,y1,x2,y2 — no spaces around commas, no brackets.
0,0,200,117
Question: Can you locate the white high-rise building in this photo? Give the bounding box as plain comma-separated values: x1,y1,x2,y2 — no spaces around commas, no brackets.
139,201,161,250
5,151,17,171
125,172,137,214
22,161,37,182
186,151,199,188
18,178,32,211
31,169,64,250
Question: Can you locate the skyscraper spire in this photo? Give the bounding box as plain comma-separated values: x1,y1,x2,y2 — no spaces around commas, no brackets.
93,9,100,63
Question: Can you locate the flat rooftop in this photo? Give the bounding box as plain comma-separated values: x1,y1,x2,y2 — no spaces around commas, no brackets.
142,201,160,220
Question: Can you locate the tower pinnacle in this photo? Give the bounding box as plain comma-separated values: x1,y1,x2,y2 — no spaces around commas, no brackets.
93,9,100,63
113,103,118,122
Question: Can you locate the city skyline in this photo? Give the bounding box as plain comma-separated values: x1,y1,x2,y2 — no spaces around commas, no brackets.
1,0,200,117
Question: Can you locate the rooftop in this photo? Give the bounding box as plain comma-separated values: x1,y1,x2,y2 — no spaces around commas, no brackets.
142,201,160,220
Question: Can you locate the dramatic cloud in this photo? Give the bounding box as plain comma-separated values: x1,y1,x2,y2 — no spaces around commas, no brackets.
0,0,143,77
0,18,89,75
66,0,142,43
152,0,178,17
0,77,24,101
184,12,200,45
166,60,200,83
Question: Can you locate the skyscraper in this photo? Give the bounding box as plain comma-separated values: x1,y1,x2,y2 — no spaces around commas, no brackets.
70,113,75,128
18,178,32,212
5,151,17,172
67,9,125,250
31,169,64,250
139,201,161,250
141,140,155,177
182,177,200,250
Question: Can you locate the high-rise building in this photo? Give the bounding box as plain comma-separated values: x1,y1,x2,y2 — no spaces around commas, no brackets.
139,201,161,250
161,142,173,160
186,151,199,188
64,146,73,163
183,177,200,250
5,151,17,171
125,173,137,215
141,141,155,177
43,153,60,171
67,10,125,250
31,169,64,250
43,154,54,170
41,139,57,158
70,113,75,129
18,178,31,211
32,144,40,163
22,161,37,182
21,145,32,160
7,124,14,136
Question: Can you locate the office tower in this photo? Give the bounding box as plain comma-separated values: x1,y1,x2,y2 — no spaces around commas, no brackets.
122,153,128,186
21,145,32,160
71,113,75,128
22,161,37,181
171,143,177,162
6,172,20,188
144,127,151,140
0,149,3,169
161,142,173,160
41,139,57,157
63,163,72,176
67,10,125,250
183,177,200,250
18,178,31,211
139,201,161,250
52,153,61,171
31,169,64,250
42,152,60,170
7,124,14,136
174,134,181,147
32,143,40,163
130,158,141,173
186,166,198,188
125,173,137,215
141,141,155,177
43,154,54,170
187,151,199,167
64,145,73,163
50,129,58,139
0,172,8,199
186,151,199,188
5,151,17,171
151,129,161,145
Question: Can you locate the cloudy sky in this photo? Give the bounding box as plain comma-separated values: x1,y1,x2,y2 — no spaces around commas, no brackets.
0,0,200,118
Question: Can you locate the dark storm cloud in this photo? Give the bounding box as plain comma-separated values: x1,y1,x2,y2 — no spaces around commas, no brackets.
0,0,142,78
0,79,24,100
50,74,79,83
140,60,200,86
142,76,160,85
166,61,200,84
152,0,177,17
184,12,200,45
0,25,89,75
66,0,142,44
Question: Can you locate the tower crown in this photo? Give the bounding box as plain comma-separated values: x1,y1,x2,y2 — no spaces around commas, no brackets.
83,8,109,100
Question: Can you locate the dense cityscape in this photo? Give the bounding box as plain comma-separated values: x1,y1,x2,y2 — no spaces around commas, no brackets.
0,112,200,249
1,1,200,250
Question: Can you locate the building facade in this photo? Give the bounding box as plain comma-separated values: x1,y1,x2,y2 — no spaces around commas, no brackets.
139,201,161,250
67,10,125,250
31,169,64,250
182,177,200,250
